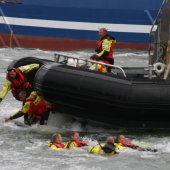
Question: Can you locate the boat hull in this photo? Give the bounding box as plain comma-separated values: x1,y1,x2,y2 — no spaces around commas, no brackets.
34,63,170,128
0,33,148,51
8,56,170,128
0,0,163,50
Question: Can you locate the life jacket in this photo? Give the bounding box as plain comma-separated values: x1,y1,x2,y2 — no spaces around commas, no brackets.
118,142,138,149
98,60,109,73
114,143,125,151
123,143,139,149
89,60,109,73
48,143,64,148
65,140,87,149
26,98,48,122
88,144,102,155
96,35,115,60
7,68,31,97
48,142,65,150
88,143,117,155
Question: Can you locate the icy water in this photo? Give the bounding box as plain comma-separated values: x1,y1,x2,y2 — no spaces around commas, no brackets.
0,48,170,170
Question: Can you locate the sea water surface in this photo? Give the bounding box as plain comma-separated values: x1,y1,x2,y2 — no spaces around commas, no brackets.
0,48,170,170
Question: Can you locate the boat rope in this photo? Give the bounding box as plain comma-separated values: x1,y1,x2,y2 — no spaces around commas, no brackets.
10,31,13,47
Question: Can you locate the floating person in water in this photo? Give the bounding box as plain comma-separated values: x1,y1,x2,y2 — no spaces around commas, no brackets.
115,135,157,152
64,131,89,149
0,63,40,103
48,133,65,150
101,136,118,154
88,136,118,155
89,27,116,73
4,90,50,125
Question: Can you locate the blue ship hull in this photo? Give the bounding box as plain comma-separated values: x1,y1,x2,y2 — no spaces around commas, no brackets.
0,0,163,50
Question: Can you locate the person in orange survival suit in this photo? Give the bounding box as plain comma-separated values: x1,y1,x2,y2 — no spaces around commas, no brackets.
90,28,116,73
0,63,40,103
64,131,89,149
4,90,50,125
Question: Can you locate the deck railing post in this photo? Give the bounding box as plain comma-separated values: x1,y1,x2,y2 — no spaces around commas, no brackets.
148,64,153,79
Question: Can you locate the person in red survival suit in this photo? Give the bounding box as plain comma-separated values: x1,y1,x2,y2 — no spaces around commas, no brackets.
116,135,140,149
0,64,40,103
116,135,157,152
5,90,50,125
90,28,116,72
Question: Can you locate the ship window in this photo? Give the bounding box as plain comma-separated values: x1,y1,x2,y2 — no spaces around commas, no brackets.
0,0,22,4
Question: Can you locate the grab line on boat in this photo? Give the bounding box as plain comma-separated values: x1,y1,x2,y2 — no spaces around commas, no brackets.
54,53,127,77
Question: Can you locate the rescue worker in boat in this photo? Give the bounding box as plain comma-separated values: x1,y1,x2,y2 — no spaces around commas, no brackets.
48,133,65,150
88,136,117,155
115,135,157,152
65,131,89,149
0,63,40,103
4,90,50,125
90,27,116,73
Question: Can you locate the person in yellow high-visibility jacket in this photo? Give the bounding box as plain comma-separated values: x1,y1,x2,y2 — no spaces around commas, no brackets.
88,136,118,155
90,28,116,73
64,132,88,149
0,63,40,103
48,133,65,151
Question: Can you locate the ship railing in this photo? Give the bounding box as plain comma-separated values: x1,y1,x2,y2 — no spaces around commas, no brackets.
54,53,127,77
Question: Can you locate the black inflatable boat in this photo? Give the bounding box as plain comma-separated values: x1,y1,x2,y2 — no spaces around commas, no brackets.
33,54,170,128
8,52,170,128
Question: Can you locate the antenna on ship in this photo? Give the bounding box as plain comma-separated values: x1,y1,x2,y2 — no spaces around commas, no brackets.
0,7,20,48
148,0,170,79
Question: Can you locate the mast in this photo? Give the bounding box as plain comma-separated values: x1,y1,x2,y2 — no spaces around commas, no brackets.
149,0,170,78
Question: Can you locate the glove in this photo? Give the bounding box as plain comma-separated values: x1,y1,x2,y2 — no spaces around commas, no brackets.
95,49,100,53
90,54,99,60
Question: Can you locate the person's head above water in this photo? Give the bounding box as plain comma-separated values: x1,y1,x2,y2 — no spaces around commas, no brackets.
106,136,115,143
71,132,80,141
118,135,127,143
101,136,116,154
51,133,63,143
